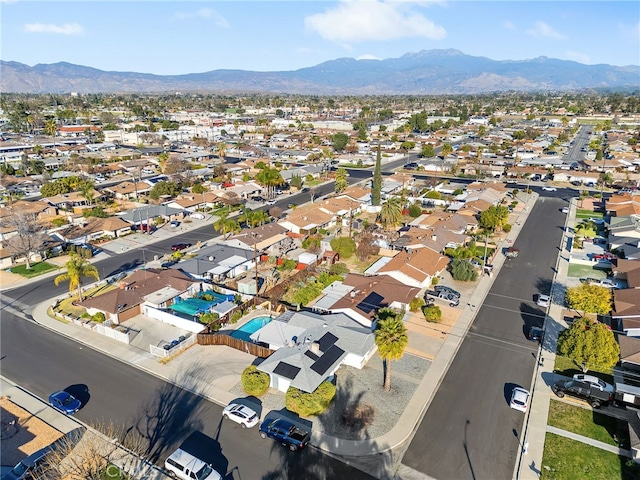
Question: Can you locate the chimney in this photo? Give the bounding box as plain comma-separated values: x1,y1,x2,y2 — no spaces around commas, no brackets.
310,342,320,355
431,234,437,241
119,281,127,290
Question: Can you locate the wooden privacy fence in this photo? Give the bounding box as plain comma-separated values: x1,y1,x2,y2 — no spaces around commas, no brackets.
197,332,274,358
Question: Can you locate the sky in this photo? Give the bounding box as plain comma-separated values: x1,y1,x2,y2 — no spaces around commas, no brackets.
1,1,639,75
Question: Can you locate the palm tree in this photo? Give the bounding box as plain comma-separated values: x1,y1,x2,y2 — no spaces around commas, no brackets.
378,196,402,229
44,119,57,158
216,142,227,162
374,308,408,391
79,182,95,206
256,166,284,199
54,253,99,302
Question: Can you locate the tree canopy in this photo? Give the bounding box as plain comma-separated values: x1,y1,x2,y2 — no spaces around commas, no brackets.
478,205,510,232
557,317,619,373
565,284,612,315
331,132,350,152
375,308,408,391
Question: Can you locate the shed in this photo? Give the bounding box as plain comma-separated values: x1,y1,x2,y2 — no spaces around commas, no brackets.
298,252,318,265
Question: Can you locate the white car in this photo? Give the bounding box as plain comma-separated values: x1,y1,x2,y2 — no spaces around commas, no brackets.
588,217,605,225
542,186,557,192
537,294,550,308
264,200,276,206
510,387,530,413
561,206,570,214
572,374,614,394
222,403,259,428
598,278,619,289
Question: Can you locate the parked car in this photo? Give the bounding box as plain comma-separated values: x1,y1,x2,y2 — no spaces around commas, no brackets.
509,387,530,413
190,213,205,220
404,163,418,170
171,243,192,251
572,374,614,394
537,294,550,308
164,448,221,480
222,403,260,429
588,217,605,225
505,247,519,258
551,379,612,408
259,418,310,452
3,442,58,480
48,390,81,415
561,206,570,214
591,252,616,261
434,285,461,299
170,220,181,228
598,278,619,289
264,200,276,206
528,326,544,343
541,186,557,191
135,223,156,233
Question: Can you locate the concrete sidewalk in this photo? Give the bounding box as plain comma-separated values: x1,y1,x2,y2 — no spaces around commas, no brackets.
547,425,633,457
0,377,171,479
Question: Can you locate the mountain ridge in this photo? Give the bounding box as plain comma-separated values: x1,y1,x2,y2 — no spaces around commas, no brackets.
2,49,638,94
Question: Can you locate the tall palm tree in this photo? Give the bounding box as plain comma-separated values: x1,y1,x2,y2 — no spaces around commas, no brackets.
54,253,99,302
374,308,408,392
378,196,402,229
256,166,284,199
44,119,57,158
216,142,227,162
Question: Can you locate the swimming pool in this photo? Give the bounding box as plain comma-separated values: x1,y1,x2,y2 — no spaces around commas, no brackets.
229,316,272,342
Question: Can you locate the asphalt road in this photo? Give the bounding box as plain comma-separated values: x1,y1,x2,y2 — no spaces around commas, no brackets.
0,310,375,480
401,190,568,480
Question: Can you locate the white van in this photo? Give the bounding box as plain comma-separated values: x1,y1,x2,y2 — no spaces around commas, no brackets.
164,448,221,480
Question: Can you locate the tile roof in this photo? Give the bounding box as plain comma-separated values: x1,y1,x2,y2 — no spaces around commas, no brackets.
80,269,197,314
377,247,450,283
614,289,640,318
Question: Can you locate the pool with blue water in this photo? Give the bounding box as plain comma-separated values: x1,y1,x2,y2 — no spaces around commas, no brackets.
229,316,272,342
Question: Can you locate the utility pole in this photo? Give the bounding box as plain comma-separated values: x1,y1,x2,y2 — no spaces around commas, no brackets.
252,232,259,297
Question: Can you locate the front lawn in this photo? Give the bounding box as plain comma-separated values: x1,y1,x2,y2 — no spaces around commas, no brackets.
567,264,607,279
548,400,628,447
554,355,614,385
9,262,59,278
576,209,603,219
541,433,639,480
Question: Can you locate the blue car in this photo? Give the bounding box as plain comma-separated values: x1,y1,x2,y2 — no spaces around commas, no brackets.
48,391,81,415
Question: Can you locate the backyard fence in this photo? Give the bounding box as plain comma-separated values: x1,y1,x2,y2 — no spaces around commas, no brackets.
197,332,274,358
149,334,196,358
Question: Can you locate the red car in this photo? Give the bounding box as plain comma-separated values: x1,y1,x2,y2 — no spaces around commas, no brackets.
171,243,191,251
592,252,616,261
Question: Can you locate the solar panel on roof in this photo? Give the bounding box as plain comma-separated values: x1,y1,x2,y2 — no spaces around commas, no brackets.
317,332,338,352
273,362,301,380
304,350,320,361
356,292,384,314
310,345,345,375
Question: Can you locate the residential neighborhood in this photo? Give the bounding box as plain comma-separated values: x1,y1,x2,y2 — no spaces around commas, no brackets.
2,92,640,480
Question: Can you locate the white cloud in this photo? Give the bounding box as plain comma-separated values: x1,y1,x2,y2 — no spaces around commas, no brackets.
502,20,516,30
525,21,565,40
357,54,382,60
305,0,446,43
564,50,591,64
173,8,229,28
24,23,84,35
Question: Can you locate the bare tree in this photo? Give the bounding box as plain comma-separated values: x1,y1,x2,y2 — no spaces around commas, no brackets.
1,210,48,269
36,423,152,480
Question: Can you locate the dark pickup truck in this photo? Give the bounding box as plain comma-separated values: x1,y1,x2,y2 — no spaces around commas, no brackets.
259,418,310,452
551,379,612,408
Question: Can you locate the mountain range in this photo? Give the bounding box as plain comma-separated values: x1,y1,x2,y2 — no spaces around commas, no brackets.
1,49,638,95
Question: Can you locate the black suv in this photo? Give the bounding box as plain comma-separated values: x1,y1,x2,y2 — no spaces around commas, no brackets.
551,379,612,408
434,285,461,299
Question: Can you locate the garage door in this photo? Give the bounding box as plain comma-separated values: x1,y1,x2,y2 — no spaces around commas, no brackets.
118,305,140,322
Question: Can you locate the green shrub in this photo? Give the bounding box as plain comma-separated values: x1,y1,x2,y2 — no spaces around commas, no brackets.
329,262,349,275
425,190,441,199
330,237,356,259
451,259,478,282
431,277,439,286
423,305,442,323
503,223,512,233
241,365,270,396
199,312,220,324
286,381,336,417
230,310,243,324
277,259,298,271
408,204,422,218
409,297,425,312
92,312,106,323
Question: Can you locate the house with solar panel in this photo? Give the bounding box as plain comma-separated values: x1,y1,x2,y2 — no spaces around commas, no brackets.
251,310,376,393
